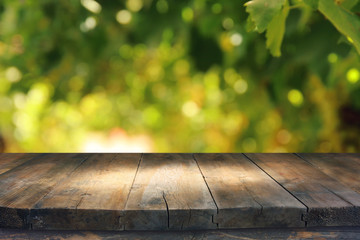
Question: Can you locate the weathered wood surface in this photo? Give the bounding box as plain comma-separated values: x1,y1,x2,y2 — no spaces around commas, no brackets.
245,153,360,227
298,153,360,194
0,153,360,231
0,153,87,228
194,153,306,228
0,153,43,175
31,153,141,231
1,227,360,240
121,153,217,230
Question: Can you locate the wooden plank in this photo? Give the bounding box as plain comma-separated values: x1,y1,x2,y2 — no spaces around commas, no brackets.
0,153,87,229
194,153,306,228
246,153,360,227
121,153,217,230
298,153,360,194
0,153,43,175
31,153,141,231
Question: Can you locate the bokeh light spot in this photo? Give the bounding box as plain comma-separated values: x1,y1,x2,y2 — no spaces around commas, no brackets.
116,10,132,25
5,67,22,83
126,0,143,12
80,17,97,32
212,3,222,14
234,79,248,94
13,92,26,109
222,18,234,30
230,33,243,46
327,53,338,63
346,68,360,84
224,68,237,85
119,44,133,59
80,0,101,14
143,106,161,127
288,89,303,106
182,7,194,22
182,101,199,117
28,83,52,105
174,59,190,76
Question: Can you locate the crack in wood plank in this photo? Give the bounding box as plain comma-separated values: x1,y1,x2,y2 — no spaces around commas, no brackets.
162,191,170,229
243,184,263,216
125,153,143,206
192,153,219,228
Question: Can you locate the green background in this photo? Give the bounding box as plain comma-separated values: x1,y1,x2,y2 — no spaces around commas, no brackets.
0,0,359,152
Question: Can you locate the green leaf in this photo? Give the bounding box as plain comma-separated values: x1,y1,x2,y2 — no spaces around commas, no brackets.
266,4,289,57
245,0,286,33
318,0,360,55
246,16,257,32
303,0,319,9
339,0,359,10
352,1,360,12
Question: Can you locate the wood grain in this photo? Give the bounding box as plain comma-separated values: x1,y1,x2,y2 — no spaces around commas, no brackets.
298,153,360,194
0,153,43,175
0,153,87,228
1,153,360,231
246,153,360,227
194,153,306,228
31,153,141,231
121,153,217,230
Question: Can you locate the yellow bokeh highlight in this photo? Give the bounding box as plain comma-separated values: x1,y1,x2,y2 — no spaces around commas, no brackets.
126,0,143,12
288,89,303,106
80,0,101,14
27,82,52,106
346,68,360,84
182,101,199,117
174,59,190,77
5,66,22,83
234,79,248,94
220,33,233,52
327,53,338,63
143,106,161,127
116,10,132,25
80,17,97,32
182,8,193,22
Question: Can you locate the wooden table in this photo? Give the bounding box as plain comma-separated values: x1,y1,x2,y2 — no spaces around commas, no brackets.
0,153,359,231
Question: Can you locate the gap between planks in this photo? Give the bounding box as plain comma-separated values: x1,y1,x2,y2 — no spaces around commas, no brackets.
243,153,310,226
192,153,220,228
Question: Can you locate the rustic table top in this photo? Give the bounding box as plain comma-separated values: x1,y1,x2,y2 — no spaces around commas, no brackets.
0,153,359,231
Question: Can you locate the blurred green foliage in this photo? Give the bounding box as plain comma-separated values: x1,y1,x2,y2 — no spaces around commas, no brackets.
0,0,359,152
